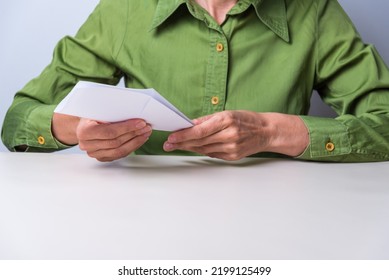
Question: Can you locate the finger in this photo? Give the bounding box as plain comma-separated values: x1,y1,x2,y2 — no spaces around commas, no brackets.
192,114,214,125
167,141,245,161
87,133,151,162
80,126,152,152
77,118,148,141
178,142,225,154
163,130,225,152
164,118,243,152
167,114,225,143
166,139,238,155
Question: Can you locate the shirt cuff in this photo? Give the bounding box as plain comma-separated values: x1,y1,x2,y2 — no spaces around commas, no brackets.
23,105,72,151
297,116,352,160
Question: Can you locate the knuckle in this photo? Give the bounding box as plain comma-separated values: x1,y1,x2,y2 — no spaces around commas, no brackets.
76,129,87,141
230,122,241,132
224,110,235,119
223,111,235,123
76,120,94,140
228,142,240,153
226,152,241,161
224,142,243,159
220,111,239,130
225,129,240,142
78,141,87,151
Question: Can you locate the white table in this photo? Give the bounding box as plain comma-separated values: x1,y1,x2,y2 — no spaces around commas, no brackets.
0,152,388,260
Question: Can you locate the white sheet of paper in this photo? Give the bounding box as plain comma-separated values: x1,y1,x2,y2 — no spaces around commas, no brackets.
54,81,194,131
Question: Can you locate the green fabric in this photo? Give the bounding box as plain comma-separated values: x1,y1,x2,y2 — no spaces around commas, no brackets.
2,0,389,161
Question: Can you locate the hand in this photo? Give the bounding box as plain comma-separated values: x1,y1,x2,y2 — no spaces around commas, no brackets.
163,111,309,161
76,118,152,162
52,113,152,162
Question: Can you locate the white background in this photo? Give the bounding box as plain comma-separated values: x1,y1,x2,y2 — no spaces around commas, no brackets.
0,0,388,152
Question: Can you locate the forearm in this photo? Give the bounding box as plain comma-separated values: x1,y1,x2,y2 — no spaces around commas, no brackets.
261,113,309,157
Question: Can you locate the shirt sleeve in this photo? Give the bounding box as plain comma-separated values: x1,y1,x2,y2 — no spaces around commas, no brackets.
1,0,126,152
298,0,389,162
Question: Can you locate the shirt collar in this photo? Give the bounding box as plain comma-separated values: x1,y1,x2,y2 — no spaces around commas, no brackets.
150,0,289,42
252,0,290,42
150,0,187,30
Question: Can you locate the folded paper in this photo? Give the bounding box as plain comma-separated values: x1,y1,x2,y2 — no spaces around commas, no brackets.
54,81,193,131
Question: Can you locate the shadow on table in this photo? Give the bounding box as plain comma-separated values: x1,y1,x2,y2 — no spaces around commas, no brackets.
97,155,285,171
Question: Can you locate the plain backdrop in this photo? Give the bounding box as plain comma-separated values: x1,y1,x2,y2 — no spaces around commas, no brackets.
0,0,388,153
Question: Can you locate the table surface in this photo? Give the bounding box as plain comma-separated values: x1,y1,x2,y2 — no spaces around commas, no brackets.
0,152,388,260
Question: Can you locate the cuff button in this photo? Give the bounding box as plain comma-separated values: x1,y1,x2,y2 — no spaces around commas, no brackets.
325,141,335,152
37,136,45,145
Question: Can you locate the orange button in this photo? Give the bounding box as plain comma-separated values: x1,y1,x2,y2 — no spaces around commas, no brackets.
325,141,335,152
37,136,45,145
216,43,224,52
211,96,219,105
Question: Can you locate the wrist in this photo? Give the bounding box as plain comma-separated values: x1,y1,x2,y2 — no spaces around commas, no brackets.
51,113,80,145
260,113,309,157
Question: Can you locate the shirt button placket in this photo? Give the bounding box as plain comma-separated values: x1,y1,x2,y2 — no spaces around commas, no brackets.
212,41,222,107
205,35,228,113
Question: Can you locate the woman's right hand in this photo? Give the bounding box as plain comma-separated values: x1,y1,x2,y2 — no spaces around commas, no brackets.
52,113,152,162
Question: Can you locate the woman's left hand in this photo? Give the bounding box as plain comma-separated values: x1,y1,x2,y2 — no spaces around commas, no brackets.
163,110,309,161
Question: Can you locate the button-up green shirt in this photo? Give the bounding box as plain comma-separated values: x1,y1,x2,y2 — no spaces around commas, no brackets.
2,0,389,161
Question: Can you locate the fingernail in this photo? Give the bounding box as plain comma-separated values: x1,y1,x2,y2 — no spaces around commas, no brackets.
136,121,146,129
141,126,152,133
164,142,174,151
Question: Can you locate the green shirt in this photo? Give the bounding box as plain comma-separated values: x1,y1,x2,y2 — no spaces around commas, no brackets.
2,0,389,162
